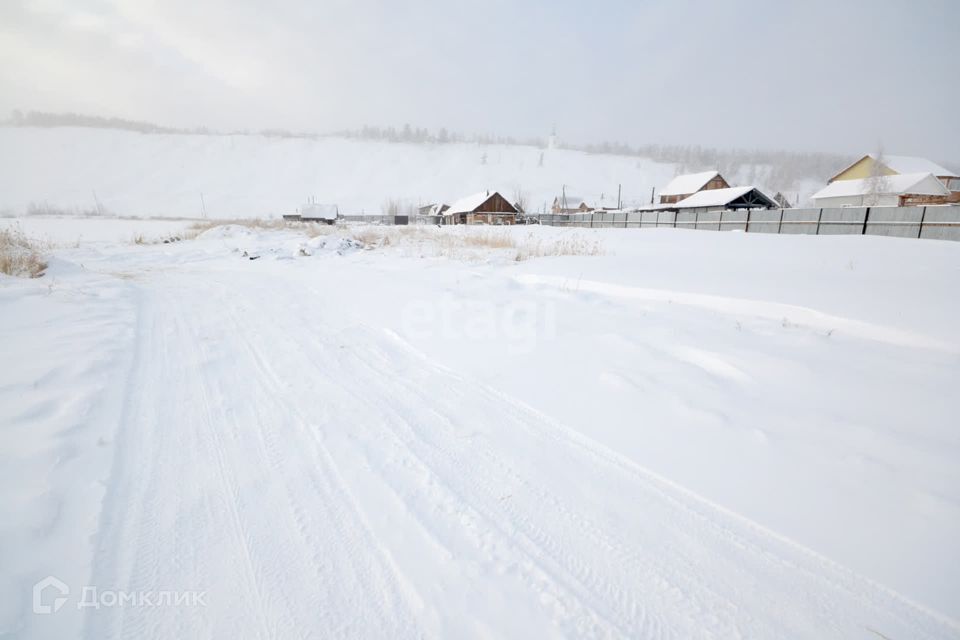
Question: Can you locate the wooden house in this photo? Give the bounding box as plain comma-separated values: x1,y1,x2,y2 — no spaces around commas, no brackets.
659,171,729,204
445,191,518,225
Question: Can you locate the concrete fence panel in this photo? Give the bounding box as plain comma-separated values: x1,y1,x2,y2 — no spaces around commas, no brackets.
657,211,677,227
919,207,960,241
746,209,781,233
780,208,820,235
639,211,658,228
818,207,867,235
720,210,748,231
865,207,924,238
675,211,697,229
696,211,722,231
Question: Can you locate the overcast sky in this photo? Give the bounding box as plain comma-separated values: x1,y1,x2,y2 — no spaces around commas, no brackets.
1,0,957,159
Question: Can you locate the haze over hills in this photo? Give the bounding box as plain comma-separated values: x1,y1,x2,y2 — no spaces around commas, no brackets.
0,111,922,218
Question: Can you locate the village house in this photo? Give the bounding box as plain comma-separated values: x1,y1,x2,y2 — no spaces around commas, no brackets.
445,191,517,225
658,171,729,204
821,154,960,205
551,195,591,214
811,173,951,208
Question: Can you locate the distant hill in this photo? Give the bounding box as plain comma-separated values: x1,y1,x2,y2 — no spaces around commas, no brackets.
0,122,837,218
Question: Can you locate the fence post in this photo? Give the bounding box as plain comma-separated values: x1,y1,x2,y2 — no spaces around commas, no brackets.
861,208,870,235
694,210,700,230
745,209,751,233
918,207,926,239
777,208,784,234
815,208,823,235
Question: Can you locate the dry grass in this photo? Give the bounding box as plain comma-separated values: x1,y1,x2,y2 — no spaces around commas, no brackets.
513,235,604,261
0,227,48,277
337,225,603,261
179,219,604,262
183,218,319,240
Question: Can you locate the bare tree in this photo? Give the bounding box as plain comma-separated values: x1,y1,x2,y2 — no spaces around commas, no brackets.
864,144,890,206
512,185,528,213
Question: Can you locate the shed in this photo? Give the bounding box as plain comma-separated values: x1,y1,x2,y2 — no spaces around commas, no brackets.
673,186,776,212
301,203,339,223
419,203,450,217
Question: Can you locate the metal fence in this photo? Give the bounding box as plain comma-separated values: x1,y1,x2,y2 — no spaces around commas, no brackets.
536,206,960,241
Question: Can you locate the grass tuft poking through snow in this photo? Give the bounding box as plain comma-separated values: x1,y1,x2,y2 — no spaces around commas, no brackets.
0,226,47,277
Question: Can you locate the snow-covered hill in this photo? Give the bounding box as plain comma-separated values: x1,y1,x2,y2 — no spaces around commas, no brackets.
0,126,689,218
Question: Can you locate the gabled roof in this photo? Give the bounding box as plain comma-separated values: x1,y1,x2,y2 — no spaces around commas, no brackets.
553,195,589,208
674,186,775,209
812,172,950,200
660,170,721,196
883,155,956,177
446,191,516,214
829,154,958,182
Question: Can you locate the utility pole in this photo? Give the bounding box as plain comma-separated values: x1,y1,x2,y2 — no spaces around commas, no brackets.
650,186,655,205
617,184,622,210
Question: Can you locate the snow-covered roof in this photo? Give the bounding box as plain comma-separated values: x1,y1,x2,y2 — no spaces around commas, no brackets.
674,186,772,209
447,191,515,214
811,172,949,200
301,203,338,219
660,171,721,196
553,195,589,208
830,154,959,182
879,155,956,178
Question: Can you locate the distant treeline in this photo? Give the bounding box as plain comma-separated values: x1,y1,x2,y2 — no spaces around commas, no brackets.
5,110,324,140
335,124,547,148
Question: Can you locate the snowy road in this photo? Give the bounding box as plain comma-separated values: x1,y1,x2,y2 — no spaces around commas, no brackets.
82,271,950,639
3,225,959,639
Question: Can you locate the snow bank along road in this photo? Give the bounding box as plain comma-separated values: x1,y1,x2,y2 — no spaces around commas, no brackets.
1,223,959,639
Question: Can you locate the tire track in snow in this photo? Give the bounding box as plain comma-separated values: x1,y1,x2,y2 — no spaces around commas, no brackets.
193,281,424,639
377,328,960,639
235,270,956,639
220,282,636,637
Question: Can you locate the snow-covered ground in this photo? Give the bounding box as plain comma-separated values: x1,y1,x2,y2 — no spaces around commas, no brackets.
1,220,958,639
0,216,196,246
0,127,821,218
